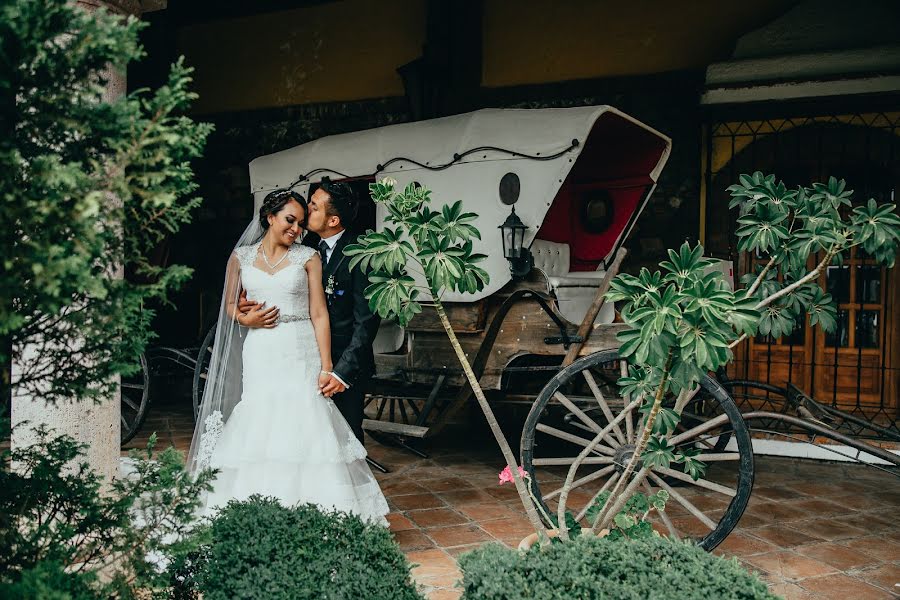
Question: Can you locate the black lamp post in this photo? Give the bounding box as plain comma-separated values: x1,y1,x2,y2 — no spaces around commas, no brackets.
499,206,533,278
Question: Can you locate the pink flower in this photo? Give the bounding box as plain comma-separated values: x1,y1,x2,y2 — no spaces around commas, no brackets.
498,465,528,485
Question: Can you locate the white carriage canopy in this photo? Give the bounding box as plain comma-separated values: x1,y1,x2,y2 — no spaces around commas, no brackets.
248,106,671,304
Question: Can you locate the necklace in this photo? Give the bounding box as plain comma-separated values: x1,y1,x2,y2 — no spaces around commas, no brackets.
261,243,288,270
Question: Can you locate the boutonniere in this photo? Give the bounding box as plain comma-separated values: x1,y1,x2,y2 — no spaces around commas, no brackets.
325,275,336,296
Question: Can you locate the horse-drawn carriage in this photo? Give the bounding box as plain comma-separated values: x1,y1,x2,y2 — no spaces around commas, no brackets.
125,106,899,551
241,106,759,549
245,107,667,424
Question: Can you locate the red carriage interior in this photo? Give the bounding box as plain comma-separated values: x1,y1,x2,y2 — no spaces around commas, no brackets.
537,112,669,270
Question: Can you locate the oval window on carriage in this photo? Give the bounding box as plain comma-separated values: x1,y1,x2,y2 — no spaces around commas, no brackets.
581,189,613,234
499,172,520,205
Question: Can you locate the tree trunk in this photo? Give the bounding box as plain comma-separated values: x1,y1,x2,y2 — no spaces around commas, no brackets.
432,298,548,541
592,349,674,533
557,397,641,541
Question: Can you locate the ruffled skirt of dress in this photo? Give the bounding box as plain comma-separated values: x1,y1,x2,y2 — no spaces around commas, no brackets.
200,321,389,526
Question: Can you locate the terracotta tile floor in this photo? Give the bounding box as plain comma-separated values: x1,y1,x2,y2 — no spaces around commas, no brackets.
125,405,900,599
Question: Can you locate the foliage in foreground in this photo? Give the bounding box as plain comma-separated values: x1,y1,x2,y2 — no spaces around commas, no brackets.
458,535,777,600
176,496,422,600
1,0,212,404
0,426,215,599
611,174,900,401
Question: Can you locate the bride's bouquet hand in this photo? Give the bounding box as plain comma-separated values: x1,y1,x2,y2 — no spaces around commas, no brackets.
238,302,280,328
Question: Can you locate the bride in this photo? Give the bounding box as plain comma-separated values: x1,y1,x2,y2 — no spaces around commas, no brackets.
187,189,389,525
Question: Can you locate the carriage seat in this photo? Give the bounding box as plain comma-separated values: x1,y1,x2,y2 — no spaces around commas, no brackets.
530,239,614,325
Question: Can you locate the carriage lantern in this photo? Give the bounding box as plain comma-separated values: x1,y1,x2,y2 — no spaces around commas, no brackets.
499,206,533,278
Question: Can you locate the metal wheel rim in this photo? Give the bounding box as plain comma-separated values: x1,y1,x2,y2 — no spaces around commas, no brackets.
120,353,150,444
192,325,217,421
520,348,754,551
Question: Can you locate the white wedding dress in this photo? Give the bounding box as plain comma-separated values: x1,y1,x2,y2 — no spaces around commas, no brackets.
197,242,389,525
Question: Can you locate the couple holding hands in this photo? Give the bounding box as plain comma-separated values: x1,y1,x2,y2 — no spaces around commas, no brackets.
188,181,389,525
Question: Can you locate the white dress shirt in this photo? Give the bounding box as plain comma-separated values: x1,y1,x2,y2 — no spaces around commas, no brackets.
319,229,345,264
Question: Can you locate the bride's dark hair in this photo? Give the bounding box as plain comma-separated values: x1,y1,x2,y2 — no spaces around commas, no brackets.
259,189,307,230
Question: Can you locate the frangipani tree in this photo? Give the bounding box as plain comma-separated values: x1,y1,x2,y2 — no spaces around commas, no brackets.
345,179,549,541
575,172,900,537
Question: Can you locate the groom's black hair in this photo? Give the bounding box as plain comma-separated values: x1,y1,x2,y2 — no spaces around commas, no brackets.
320,180,358,228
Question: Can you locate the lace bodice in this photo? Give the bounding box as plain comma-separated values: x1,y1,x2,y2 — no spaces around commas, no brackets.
234,242,317,317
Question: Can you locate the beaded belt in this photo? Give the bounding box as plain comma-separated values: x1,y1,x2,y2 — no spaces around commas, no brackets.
277,314,309,324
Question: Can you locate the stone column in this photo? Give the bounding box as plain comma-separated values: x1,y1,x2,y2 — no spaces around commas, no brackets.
10,0,144,483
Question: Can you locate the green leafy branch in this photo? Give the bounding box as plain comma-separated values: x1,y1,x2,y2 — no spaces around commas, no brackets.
346,181,489,320
730,174,900,348
4,0,212,405
586,172,899,535
346,179,550,544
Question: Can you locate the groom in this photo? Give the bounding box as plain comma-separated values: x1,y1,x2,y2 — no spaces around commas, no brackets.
302,181,381,446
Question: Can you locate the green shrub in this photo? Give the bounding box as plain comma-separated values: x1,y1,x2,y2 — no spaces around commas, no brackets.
458,535,777,600
197,496,423,600
0,560,96,600
2,0,212,404
0,426,214,599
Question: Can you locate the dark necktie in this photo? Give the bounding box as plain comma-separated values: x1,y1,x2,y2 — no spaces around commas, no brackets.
318,239,329,265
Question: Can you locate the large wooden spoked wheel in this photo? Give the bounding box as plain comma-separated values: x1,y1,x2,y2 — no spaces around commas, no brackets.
120,353,150,444
521,348,754,551
192,324,217,420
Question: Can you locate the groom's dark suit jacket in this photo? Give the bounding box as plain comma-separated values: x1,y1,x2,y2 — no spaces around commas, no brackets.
304,231,380,387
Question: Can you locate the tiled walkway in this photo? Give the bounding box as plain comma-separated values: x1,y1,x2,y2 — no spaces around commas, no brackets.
126,406,900,599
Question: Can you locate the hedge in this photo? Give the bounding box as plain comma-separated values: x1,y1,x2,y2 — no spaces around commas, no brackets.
458,534,777,600
188,496,423,600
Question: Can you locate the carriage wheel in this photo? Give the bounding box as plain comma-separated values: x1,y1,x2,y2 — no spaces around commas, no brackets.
680,387,733,453
521,348,753,551
192,324,217,420
121,353,150,444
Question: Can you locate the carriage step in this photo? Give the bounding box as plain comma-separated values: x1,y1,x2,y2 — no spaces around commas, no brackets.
363,419,429,438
